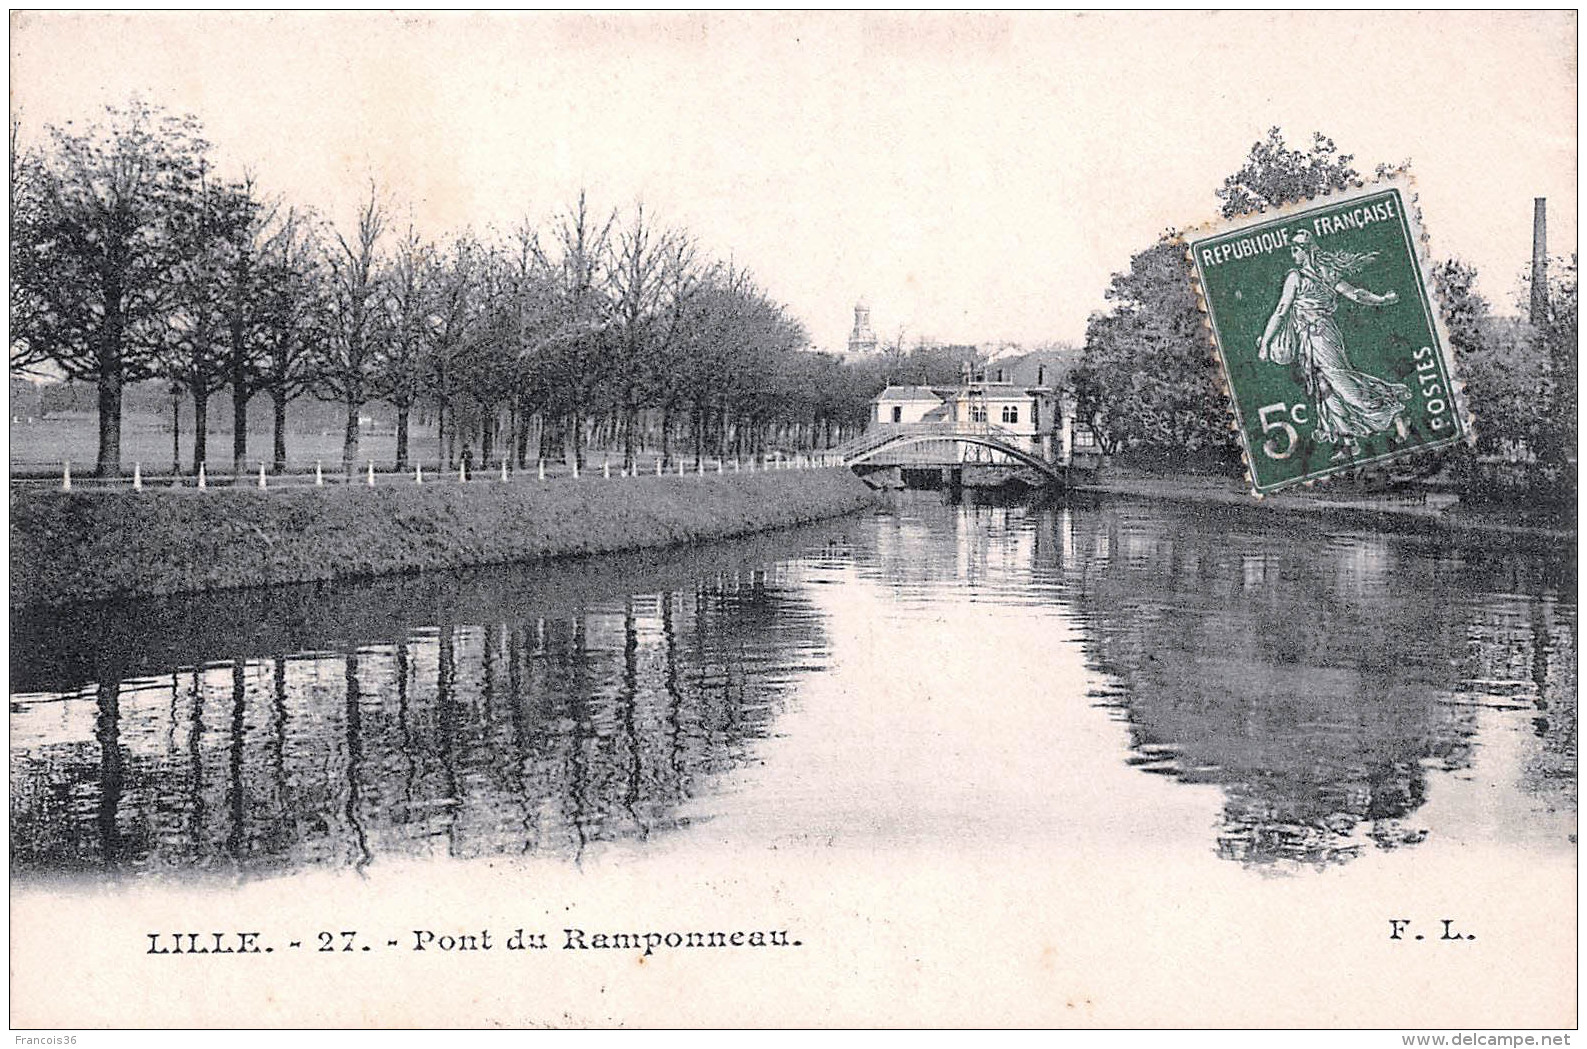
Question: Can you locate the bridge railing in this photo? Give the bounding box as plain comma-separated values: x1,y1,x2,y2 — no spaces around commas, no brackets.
834,421,1037,461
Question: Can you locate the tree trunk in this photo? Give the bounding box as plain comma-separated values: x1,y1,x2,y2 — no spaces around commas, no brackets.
622,401,638,471
96,355,123,478
342,396,361,473
515,404,531,468
193,388,210,471
436,397,447,467
660,405,672,468
395,403,410,471
95,285,125,477
172,391,183,476
272,390,288,473
231,365,250,472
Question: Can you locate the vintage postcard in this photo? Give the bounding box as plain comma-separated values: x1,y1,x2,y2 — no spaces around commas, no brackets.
1188,184,1468,493
8,10,1577,1035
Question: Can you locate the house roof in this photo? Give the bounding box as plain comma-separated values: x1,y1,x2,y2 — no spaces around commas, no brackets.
873,385,944,404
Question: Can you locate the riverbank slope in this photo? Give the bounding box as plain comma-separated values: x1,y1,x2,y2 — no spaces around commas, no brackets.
1077,472,1573,539
11,469,879,607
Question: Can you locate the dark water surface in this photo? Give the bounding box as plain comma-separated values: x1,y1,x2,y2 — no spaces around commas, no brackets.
11,494,1576,881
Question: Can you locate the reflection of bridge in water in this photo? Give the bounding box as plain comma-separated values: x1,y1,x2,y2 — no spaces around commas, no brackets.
834,422,1067,488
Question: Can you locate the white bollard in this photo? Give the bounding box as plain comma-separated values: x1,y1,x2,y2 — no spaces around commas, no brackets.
603,457,610,480
61,460,71,491
197,462,207,490
458,461,467,483
678,460,685,476
572,461,580,480
697,459,704,476
258,463,267,489
734,458,740,473
315,461,324,487
716,459,723,475
366,461,375,487
538,459,545,481
416,463,423,485
501,460,509,482
656,459,662,477
132,462,142,490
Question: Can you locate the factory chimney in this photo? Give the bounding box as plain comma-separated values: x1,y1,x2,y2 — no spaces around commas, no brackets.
1530,198,1549,326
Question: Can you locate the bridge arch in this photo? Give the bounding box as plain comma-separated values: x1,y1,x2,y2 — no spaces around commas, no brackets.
845,431,1062,481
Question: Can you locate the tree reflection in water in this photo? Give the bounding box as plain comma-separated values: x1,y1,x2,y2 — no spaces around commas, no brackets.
10,497,1575,879
1063,501,1575,870
11,536,833,881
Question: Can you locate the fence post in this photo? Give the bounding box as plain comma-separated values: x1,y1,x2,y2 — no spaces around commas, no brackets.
678,460,685,477
61,460,71,491
572,461,580,480
315,461,324,487
716,459,723,475
258,463,267,489
538,459,545,481
733,458,740,473
458,461,467,483
656,459,662,477
132,462,142,490
367,460,375,487
603,456,610,480
197,462,207,490
416,463,423,485
501,460,509,482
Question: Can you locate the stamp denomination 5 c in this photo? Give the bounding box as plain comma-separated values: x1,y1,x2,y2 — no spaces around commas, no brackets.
1187,184,1467,494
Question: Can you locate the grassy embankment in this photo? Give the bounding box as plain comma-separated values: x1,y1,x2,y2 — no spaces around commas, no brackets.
1078,470,1573,538
11,469,878,607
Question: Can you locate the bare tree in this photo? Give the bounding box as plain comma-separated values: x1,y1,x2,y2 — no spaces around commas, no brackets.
532,191,615,470
221,173,277,472
375,222,434,471
312,185,388,472
423,235,481,467
10,100,211,474
255,207,325,471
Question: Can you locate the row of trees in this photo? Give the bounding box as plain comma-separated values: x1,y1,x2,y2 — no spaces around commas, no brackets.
11,101,877,476
1073,128,1577,495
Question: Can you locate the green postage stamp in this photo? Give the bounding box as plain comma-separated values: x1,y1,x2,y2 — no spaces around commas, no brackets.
1187,183,1467,494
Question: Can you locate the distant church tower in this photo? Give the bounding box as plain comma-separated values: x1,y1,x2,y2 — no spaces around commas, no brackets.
847,300,878,355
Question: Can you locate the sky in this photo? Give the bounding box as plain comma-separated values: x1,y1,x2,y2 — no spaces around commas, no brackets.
10,11,1577,353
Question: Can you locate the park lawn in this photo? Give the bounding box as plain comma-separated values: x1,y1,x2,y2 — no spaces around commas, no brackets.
10,414,442,474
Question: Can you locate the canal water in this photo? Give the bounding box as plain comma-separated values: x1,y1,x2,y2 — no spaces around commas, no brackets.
9,491,1578,1026
11,492,1575,881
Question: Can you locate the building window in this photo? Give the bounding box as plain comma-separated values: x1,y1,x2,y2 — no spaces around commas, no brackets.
970,404,987,423
1074,426,1098,449
892,405,902,423
1001,405,1019,424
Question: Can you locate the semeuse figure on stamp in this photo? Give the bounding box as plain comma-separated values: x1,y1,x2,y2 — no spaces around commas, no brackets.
1257,230,1413,461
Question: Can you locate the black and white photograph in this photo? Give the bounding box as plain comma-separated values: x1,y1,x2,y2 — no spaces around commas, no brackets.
7,10,1577,1033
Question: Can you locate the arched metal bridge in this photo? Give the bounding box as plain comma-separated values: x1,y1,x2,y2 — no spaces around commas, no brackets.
834,422,1063,482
